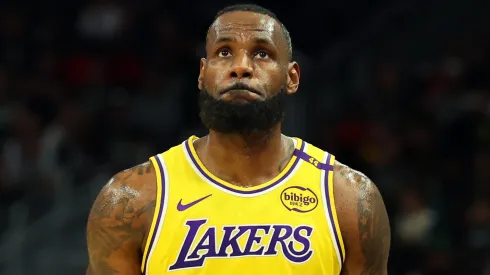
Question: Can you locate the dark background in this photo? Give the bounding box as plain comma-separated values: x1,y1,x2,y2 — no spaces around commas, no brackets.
0,0,489,274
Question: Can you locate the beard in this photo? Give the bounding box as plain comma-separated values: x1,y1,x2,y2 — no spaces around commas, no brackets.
198,87,287,135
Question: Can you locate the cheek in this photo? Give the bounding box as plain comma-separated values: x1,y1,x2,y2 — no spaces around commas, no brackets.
213,68,229,84
254,63,272,78
202,71,217,90
204,63,229,88
257,65,284,89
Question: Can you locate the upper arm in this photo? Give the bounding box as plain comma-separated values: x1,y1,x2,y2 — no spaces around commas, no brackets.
86,162,156,275
334,162,391,275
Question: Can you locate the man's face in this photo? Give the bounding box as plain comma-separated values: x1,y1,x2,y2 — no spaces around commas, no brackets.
198,11,300,134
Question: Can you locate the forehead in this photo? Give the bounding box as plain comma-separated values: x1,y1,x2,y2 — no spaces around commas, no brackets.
209,11,282,44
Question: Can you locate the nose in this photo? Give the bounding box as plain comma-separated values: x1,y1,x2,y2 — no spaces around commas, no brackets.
230,52,253,79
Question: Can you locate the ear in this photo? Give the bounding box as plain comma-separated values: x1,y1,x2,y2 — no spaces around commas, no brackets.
286,61,300,95
198,58,206,91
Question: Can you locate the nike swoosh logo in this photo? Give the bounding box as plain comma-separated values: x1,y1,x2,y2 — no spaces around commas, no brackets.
177,194,212,211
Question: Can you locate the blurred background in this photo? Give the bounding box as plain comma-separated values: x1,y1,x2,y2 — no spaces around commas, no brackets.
0,0,489,274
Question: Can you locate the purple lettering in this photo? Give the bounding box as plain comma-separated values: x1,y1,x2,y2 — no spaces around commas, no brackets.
264,225,314,263
264,225,293,256
216,226,247,256
285,226,314,262
168,221,314,271
187,227,217,260
233,225,271,256
168,219,208,270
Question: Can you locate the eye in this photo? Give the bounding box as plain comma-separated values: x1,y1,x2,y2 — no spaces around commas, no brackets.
217,49,232,57
254,50,270,59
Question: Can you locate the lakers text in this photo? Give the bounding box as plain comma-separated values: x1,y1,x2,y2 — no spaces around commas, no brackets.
168,219,314,270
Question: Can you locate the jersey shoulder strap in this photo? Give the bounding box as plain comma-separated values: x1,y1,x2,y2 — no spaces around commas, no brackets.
294,141,345,265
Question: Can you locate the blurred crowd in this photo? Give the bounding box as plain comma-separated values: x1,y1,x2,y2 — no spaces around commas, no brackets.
320,56,490,274
0,1,489,274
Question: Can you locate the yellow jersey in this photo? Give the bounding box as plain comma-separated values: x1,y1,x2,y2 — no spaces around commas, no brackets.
141,136,345,275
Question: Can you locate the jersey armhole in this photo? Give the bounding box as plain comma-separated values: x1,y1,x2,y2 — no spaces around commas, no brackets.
321,152,346,266
141,154,169,274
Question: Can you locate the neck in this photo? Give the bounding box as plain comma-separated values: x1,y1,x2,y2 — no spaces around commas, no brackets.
209,125,280,154
195,124,295,187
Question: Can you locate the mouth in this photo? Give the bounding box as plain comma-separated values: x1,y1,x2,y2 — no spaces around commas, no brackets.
222,89,261,95
220,89,262,101
219,84,264,97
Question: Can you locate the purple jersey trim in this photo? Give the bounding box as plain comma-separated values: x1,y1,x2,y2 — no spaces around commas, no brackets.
323,154,344,263
185,138,305,195
143,155,166,275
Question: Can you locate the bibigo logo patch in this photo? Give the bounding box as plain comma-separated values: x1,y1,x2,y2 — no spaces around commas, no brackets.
280,186,318,213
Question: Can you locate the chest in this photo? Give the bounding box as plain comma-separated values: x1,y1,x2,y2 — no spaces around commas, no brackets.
142,147,342,275
159,181,328,268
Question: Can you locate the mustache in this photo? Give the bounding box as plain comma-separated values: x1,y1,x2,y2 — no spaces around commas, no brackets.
218,82,263,96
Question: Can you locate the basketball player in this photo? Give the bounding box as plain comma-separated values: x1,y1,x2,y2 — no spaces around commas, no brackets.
86,4,390,275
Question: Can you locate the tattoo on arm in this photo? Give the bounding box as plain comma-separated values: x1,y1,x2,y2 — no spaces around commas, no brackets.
86,162,156,275
337,165,391,275
357,176,390,274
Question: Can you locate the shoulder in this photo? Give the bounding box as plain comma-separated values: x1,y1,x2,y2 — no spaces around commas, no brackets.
86,162,159,273
94,161,157,212
87,161,158,249
333,161,379,210
332,160,388,237
332,161,391,273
